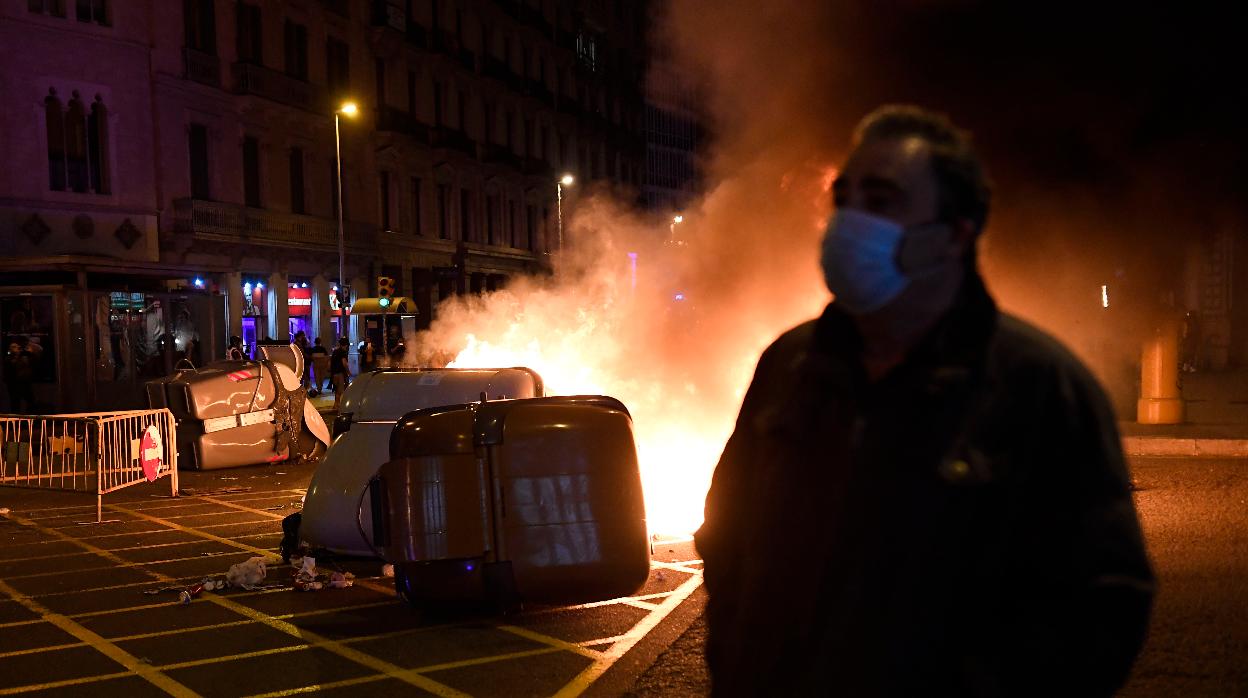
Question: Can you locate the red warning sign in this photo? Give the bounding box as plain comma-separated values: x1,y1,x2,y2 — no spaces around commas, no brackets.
141,425,164,482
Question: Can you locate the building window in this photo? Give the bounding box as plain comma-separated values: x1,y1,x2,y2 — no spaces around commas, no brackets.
433,81,443,126
485,194,498,245
379,170,391,231
508,199,517,247
184,0,217,54
326,37,350,97
437,184,450,239
76,0,108,25
243,135,261,207
29,0,68,18
284,20,308,79
64,95,88,192
289,147,305,214
459,189,472,242
457,89,467,132
87,97,109,194
524,204,535,251
375,58,387,109
410,176,422,235
407,70,417,115
189,122,210,199
236,3,262,65
44,92,66,191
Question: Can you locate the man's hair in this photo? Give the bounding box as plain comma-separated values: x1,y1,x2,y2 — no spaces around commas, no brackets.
853,105,992,233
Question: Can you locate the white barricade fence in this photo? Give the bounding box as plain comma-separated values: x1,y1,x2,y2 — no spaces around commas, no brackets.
0,409,179,522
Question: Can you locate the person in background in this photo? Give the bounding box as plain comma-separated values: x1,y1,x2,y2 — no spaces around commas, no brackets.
697,105,1154,696
294,331,312,389
358,336,378,373
309,336,330,394
330,336,350,412
3,337,37,413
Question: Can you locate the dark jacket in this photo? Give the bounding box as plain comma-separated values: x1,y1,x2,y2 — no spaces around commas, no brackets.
696,274,1154,697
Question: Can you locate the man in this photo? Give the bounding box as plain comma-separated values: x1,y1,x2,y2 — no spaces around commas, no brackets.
696,106,1154,696
309,336,330,393
293,330,312,389
330,337,350,412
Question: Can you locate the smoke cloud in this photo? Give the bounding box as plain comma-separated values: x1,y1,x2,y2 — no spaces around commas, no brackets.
412,1,1246,531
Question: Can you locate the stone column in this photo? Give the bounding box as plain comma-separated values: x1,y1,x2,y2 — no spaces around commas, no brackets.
311,274,333,343
267,270,288,340
223,271,243,341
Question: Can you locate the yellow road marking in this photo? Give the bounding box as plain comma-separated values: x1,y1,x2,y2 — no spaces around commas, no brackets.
0,641,84,659
105,504,278,560
498,625,602,659
243,674,391,698
2,551,246,581
198,593,469,697
552,572,703,698
0,516,198,698
0,538,237,565
157,644,309,671
0,669,133,696
101,503,467,697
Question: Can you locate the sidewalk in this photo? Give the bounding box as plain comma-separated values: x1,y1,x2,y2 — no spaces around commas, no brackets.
1120,421,1248,458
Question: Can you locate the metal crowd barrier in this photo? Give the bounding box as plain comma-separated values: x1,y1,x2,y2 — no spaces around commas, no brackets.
0,409,179,522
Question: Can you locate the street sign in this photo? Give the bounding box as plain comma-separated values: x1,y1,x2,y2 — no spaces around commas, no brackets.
140,424,164,482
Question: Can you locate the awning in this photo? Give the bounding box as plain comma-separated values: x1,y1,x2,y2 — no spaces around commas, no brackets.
349,297,418,315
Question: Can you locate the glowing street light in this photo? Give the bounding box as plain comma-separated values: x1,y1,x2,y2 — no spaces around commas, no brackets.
334,100,358,342
556,173,575,251
670,214,684,243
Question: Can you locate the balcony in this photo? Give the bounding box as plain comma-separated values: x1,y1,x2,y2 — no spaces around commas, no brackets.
430,127,475,156
376,106,431,142
184,48,221,87
173,199,374,250
232,62,326,112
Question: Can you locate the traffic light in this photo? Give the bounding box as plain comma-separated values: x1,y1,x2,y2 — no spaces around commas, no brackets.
377,276,394,308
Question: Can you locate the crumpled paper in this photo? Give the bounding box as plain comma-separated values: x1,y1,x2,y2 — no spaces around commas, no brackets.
226,556,268,590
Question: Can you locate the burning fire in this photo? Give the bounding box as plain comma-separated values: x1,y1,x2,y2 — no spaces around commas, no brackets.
410,149,834,534
447,313,747,537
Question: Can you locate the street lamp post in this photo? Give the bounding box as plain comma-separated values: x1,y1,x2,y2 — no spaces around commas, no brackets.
556,173,574,251
334,101,357,343
669,214,684,244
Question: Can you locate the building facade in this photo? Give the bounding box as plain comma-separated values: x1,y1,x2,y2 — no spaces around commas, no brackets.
0,0,646,411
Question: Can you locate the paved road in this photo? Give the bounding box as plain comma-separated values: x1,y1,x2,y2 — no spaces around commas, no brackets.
4,455,1244,697
0,462,703,697
628,456,1248,697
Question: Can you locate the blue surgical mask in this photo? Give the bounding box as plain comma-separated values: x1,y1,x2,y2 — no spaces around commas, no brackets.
820,209,910,314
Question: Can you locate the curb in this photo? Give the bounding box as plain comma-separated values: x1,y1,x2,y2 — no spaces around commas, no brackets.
1122,437,1248,458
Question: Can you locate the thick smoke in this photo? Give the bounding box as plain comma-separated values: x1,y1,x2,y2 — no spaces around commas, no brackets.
412,1,1246,531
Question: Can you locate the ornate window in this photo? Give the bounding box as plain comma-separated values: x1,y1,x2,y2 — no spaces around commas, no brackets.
46,89,109,194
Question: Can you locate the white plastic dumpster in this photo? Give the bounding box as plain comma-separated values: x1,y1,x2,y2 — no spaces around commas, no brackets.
299,367,543,557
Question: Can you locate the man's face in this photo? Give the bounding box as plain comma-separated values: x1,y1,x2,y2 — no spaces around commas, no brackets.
833,135,940,228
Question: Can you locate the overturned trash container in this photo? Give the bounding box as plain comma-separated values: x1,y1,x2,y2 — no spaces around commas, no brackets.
372,396,650,609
